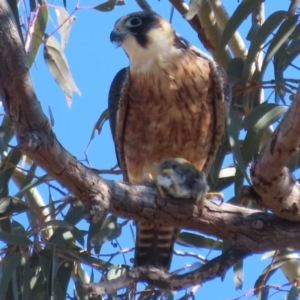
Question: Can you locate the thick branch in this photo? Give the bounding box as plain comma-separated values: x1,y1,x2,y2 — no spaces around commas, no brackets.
250,87,300,221
84,245,250,294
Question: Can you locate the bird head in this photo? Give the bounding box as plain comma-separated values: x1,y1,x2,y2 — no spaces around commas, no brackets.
110,11,181,69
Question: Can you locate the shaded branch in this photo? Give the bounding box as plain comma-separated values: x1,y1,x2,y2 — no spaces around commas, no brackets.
84,245,250,294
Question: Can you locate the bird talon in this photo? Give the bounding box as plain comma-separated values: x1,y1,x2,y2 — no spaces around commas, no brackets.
206,192,224,205
156,182,166,198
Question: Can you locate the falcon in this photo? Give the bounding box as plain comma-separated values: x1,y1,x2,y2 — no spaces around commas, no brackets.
108,11,227,270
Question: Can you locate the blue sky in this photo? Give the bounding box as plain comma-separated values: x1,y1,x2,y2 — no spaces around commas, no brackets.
23,0,299,299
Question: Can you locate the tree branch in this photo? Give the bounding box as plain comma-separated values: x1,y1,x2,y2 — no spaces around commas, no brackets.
250,87,300,221
84,245,250,294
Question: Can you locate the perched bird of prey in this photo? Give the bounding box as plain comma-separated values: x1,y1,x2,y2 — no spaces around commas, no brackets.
108,11,227,270
155,158,209,211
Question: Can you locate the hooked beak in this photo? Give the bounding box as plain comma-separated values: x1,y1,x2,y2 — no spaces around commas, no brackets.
110,28,128,46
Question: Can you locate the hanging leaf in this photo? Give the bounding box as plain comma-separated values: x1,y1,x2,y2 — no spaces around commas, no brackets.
0,149,22,198
227,108,250,184
27,6,48,67
0,253,22,298
91,108,109,140
0,197,29,214
242,103,286,130
44,35,81,107
219,0,265,55
94,0,118,11
55,7,76,49
258,286,269,300
0,232,32,246
286,286,299,300
242,10,286,82
261,14,299,78
89,215,121,254
233,260,243,290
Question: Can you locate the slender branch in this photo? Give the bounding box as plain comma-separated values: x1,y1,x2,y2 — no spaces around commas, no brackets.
84,245,250,294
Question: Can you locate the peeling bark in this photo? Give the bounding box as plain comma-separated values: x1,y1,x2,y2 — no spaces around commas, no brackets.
250,91,300,220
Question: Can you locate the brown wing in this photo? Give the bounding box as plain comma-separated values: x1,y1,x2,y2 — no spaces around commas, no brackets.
108,67,130,181
189,45,228,173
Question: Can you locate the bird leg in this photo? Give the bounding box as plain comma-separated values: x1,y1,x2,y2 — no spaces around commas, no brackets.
197,192,224,215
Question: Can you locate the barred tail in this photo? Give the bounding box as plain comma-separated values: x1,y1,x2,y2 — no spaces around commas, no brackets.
134,221,178,270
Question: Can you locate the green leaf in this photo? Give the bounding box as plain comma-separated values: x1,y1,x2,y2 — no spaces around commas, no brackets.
0,148,22,198
0,232,31,246
44,35,81,107
94,0,117,11
11,220,26,236
286,286,299,300
233,259,243,290
54,260,74,300
1,114,15,145
254,258,294,294
275,24,300,93
227,108,250,184
72,266,90,299
242,10,286,82
226,58,244,84
242,103,286,130
39,219,74,231
27,5,48,67
219,0,265,55
66,249,111,269
89,215,121,254
14,174,50,199
87,212,107,252
48,105,55,127
50,203,85,245
273,41,290,103
0,253,22,298
91,108,109,140
177,232,222,249
208,137,229,189
261,14,299,77
0,197,29,214
258,286,269,300
55,7,76,49
39,250,52,285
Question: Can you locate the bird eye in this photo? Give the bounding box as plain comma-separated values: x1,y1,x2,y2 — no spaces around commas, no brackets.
171,164,177,170
126,17,142,27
